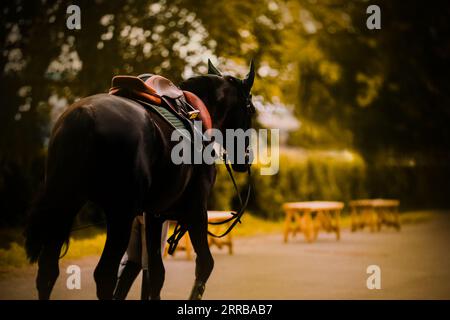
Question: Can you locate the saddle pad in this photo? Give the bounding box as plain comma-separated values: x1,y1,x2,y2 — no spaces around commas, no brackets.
134,99,191,136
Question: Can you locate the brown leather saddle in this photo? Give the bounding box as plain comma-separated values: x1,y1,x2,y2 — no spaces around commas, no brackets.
109,75,212,131
146,75,184,99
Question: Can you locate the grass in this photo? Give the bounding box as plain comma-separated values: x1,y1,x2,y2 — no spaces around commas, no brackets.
0,210,441,271
216,212,284,237
399,210,437,224
0,233,107,272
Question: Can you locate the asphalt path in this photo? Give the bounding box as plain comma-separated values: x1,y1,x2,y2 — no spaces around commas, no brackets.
1,214,449,299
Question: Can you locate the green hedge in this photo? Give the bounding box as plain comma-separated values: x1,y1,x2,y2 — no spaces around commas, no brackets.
209,149,367,220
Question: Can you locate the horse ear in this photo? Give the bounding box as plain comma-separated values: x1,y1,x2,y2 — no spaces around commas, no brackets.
208,59,222,76
243,59,255,93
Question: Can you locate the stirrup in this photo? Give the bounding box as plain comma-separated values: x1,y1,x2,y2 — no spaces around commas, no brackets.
174,96,200,120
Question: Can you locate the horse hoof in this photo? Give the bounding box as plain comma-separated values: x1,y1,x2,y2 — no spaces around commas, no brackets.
189,281,205,300
38,291,51,300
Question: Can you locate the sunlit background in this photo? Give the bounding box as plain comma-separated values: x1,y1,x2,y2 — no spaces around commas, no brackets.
1,0,450,299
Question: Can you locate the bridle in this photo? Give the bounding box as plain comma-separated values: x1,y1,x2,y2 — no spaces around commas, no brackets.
207,90,255,237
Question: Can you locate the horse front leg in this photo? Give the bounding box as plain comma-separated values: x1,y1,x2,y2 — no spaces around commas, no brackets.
188,211,214,300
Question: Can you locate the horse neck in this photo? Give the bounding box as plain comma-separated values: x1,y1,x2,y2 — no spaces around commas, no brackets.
180,76,228,132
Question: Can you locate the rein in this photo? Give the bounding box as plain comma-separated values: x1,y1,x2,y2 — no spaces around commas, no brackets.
166,153,251,254
207,154,251,238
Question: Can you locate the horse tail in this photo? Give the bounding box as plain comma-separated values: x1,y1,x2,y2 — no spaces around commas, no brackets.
23,187,61,263
24,105,95,263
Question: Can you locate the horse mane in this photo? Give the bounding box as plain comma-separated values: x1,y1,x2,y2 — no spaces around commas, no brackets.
180,75,220,110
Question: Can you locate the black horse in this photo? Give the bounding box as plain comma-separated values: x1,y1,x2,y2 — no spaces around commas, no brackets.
24,60,255,300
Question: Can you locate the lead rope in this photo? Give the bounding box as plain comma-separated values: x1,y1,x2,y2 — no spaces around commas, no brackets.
207,153,251,238
207,170,251,238
166,153,252,253
63,160,250,256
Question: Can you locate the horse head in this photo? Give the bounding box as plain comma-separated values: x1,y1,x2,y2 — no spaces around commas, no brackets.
180,59,256,172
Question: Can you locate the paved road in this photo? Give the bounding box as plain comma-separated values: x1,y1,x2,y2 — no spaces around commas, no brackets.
1,214,450,300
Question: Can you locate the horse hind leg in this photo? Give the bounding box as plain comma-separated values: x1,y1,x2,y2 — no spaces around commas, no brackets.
94,207,134,300
27,104,96,299
188,212,214,300
36,239,64,300
113,218,144,300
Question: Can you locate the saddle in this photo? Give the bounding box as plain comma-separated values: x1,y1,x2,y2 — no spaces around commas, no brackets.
109,75,212,131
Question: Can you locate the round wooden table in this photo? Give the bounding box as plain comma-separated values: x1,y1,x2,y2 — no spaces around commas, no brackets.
282,201,344,243
349,199,400,232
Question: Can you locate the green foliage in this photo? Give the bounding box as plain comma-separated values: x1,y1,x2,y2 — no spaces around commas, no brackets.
288,118,353,149
1,0,450,227
0,0,284,225
210,150,367,220
0,242,27,269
